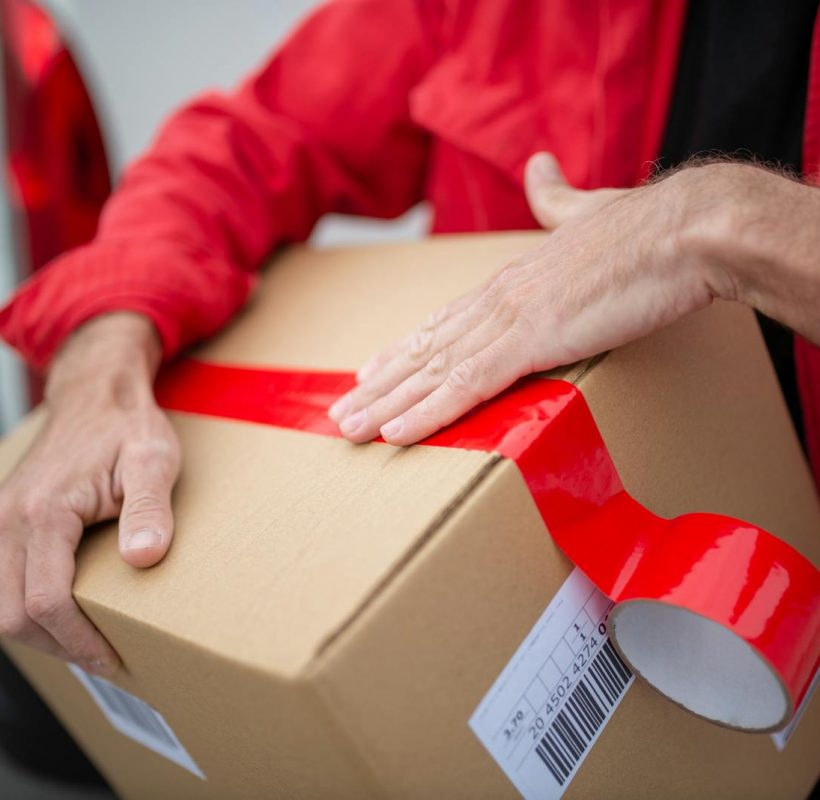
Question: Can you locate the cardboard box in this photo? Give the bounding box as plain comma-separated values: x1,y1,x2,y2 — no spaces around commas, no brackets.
1,233,819,799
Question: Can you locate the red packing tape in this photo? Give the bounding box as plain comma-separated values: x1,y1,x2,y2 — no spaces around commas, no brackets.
155,359,820,732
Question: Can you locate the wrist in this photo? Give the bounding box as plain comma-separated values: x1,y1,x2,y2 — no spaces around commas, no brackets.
46,313,163,408
662,162,820,315
657,164,749,304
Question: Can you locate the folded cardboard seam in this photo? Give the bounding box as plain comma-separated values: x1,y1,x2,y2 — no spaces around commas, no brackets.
314,453,504,661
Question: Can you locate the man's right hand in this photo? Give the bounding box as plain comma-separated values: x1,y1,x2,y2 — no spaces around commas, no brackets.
0,313,180,675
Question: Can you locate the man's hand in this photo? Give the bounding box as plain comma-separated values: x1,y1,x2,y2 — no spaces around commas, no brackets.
0,313,180,674
331,155,820,446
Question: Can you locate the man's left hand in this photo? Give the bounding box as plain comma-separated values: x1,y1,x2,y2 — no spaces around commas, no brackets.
330,155,817,445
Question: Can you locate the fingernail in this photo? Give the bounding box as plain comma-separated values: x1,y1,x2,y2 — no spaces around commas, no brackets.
125,529,162,551
381,417,404,440
339,409,367,435
328,394,353,422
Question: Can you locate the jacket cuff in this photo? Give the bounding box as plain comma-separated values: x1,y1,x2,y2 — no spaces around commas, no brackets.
0,240,255,371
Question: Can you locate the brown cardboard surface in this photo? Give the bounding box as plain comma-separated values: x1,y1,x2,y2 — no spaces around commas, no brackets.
1,234,818,799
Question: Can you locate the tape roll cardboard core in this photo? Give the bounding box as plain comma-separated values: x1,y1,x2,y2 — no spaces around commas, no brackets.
610,601,790,731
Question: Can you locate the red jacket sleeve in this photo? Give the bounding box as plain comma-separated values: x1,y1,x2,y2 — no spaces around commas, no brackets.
0,0,435,368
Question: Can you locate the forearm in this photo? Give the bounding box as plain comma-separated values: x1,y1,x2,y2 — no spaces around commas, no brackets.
671,163,820,343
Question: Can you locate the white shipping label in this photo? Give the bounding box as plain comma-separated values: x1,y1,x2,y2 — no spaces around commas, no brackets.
69,664,205,779
469,568,634,800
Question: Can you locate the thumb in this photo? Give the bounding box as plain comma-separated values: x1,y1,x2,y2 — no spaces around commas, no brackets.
525,152,587,230
117,440,180,569
526,152,629,230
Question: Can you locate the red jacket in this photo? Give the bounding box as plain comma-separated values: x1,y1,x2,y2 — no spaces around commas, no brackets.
2,0,820,487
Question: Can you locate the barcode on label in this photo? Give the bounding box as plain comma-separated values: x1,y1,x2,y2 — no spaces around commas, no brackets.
469,568,635,800
535,640,631,786
69,664,205,779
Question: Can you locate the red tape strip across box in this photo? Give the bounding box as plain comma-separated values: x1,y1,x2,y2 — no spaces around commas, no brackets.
155,359,820,732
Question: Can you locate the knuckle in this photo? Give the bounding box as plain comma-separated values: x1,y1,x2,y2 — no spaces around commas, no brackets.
65,481,100,519
422,350,449,380
486,257,527,298
483,281,513,312
123,435,180,476
424,302,453,330
407,327,435,366
420,307,444,331
25,591,64,624
124,436,174,464
342,386,364,410
18,491,54,530
490,291,523,328
123,490,166,520
503,254,528,273
412,396,442,427
482,278,503,303
446,358,482,399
